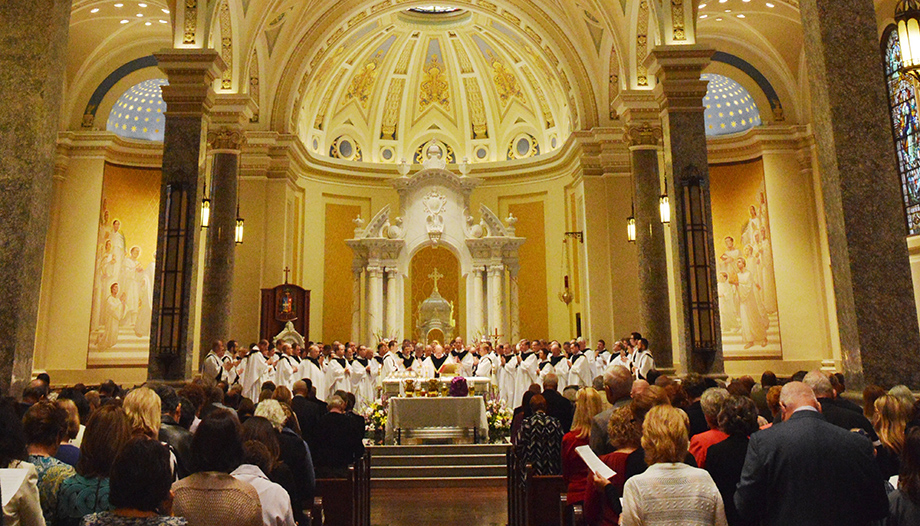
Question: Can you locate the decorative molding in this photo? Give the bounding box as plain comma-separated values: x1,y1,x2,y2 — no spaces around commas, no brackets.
207,128,244,152
625,123,663,148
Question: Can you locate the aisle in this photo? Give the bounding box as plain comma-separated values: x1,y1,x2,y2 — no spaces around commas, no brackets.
371,486,506,526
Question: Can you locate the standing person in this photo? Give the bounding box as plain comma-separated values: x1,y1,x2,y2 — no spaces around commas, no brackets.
567,341,593,388
274,343,299,390
202,340,231,385
0,398,44,526
547,342,570,388
324,343,351,401
499,343,519,407
585,406,642,526
515,340,542,407
300,345,326,402
873,394,911,478
421,343,451,378
240,343,271,402
23,401,75,525
81,438,186,526
734,382,888,526
590,366,633,455
56,405,132,526
705,395,759,526
561,387,605,506
689,388,730,468
313,396,366,478
632,339,655,381
514,395,564,475
888,427,920,525
620,405,728,526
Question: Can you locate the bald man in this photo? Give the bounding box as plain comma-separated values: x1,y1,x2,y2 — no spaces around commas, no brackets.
734,382,887,526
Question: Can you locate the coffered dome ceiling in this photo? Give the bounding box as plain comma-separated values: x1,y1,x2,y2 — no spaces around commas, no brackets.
297,8,574,164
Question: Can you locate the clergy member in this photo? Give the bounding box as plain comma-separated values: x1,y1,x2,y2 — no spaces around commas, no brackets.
240,343,271,401
421,343,451,378
325,343,351,400
301,344,327,402
202,339,232,384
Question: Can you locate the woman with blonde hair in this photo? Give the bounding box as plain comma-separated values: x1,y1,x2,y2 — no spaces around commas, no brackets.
123,387,161,438
874,394,911,478
621,405,727,526
561,388,605,505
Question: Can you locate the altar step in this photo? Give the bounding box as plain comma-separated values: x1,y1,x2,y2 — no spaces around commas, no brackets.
370,444,509,488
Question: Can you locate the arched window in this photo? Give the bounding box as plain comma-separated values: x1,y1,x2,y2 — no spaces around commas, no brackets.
883,28,920,236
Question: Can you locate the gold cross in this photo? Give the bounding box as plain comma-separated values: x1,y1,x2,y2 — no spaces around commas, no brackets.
283,267,291,284
428,267,443,292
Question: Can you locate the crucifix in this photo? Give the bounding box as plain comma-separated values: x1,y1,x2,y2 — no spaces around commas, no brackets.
429,267,443,293
490,327,503,343
283,267,291,284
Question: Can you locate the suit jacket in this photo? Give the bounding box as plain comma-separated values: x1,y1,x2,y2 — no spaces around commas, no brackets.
706,434,751,526
314,411,366,477
818,397,878,440
159,415,193,479
543,388,574,432
734,410,888,526
291,394,326,451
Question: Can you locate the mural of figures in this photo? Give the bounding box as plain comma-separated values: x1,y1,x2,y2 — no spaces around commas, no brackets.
710,159,782,358
87,164,160,366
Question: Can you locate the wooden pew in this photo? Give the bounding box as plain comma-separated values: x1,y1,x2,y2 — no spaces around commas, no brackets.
312,451,372,526
523,464,566,526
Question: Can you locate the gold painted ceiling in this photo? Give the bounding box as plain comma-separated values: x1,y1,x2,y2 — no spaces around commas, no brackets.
297,9,572,164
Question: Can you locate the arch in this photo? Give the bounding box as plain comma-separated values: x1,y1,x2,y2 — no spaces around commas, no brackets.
81,55,158,128
711,51,784,121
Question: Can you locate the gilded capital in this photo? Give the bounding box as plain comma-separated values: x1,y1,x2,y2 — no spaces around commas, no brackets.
207,128,244,151
625,123,663,147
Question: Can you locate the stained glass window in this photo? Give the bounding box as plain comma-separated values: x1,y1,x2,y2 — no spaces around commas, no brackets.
883,29,920,236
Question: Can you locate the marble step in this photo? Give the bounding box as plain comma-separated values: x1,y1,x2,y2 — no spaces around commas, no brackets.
367,444,510,488
373,453,506,467
370,444,509,457
372,464,506,479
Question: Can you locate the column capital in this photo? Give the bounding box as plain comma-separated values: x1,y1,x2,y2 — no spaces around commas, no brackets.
646,45,714,112
624,122,663,150
154,48,226,117
207,128,244,153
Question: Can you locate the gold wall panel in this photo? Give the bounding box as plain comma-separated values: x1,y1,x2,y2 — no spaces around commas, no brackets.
323,203,362,341
509,201,549,340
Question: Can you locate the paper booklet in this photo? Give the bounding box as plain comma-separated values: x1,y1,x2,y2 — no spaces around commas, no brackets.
575,444,617,480
1,468,29,506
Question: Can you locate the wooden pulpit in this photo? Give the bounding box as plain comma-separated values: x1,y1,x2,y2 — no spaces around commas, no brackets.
260,271,310,342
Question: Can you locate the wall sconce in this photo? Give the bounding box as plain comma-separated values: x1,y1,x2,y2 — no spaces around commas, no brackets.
626,215,637,243
660,177,671,224
564,231,584,243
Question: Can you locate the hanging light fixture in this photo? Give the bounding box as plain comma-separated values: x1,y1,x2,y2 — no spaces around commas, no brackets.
897,1,920,82
200,179,211,229
626,213,637,243
235,207,245,245
659,176,671,224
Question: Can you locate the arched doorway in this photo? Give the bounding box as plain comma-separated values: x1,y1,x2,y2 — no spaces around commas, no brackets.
410,245,463,341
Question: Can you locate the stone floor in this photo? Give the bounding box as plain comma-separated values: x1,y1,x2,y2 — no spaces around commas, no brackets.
371,486,507,526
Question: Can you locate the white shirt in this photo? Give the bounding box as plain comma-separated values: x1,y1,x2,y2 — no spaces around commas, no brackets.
634,350,655,380
231,464,295,526
2,461,45,526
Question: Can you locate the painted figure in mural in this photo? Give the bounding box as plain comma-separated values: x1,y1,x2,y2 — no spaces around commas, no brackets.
135,257,154,338
719,236,742,286
122,246,144,326
718,271,741,333
758,226,778,313
742,205,761,248
111,219,126,286
92,239,118,328
97,282,126,351
734,257,769,349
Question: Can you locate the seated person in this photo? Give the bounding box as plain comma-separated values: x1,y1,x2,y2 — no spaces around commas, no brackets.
514,394,564,475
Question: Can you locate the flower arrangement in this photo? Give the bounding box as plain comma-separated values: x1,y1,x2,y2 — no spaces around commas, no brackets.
485,395,513,443
363,398,388,444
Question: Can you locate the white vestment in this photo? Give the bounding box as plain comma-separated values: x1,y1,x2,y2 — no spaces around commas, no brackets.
240,353,270,401
274,355,298,389
301,358,327,402
514,352,542,408
567,353,592,388
325,357,350,400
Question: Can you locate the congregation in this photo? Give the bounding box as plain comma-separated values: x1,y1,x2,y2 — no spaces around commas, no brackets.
2,332,919,526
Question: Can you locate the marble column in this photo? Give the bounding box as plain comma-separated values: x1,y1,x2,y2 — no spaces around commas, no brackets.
198,127,242,361
0,0,71,395
647,45,723,376
488,265,505,339
367,266,384,343
471,267,485,339
625,121,673,369
799,0,920,387
351,267,362,342
509,266,521,343
386,268,398,339
148,49,225,381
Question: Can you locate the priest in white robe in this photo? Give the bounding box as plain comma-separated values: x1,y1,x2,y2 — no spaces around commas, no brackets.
498,344,518,407
567,343,593,388
514,340,541,407
421,343,454,378
301,344,327,402
274,343,299,390
324,343,351,400
240,344,271,401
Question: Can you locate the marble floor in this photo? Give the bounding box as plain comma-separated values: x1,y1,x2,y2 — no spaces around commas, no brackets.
371,486,507,526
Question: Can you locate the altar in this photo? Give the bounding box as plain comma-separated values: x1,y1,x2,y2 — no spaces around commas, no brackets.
384,395,488,445
382,376,493,399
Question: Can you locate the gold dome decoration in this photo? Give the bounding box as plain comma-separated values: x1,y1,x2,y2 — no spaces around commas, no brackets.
297,8,570,164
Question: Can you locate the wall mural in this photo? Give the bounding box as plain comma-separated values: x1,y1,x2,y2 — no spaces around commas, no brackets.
87,163,160,366
710,159,782,358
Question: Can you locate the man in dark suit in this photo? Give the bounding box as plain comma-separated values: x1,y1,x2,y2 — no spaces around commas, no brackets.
803,370,877,439
681,373,709,437
291,379,326,451
314,394,366,478
541,374,573,432
734,382,888,526
589,365,633,454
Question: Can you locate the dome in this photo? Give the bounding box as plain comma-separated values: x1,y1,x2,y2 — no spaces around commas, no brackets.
106,79,168,141
419,288,452,318
298,9,572,164
702,74,762,137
